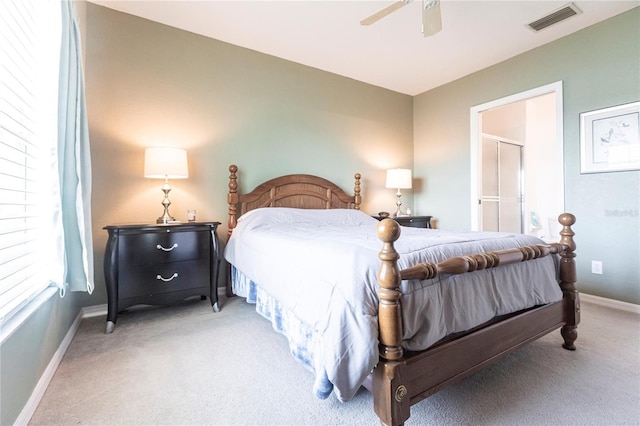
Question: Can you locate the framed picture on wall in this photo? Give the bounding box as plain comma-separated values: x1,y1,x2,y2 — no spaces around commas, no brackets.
580,101,640,173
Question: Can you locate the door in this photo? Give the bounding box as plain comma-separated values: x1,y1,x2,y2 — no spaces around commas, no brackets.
480,136,523,233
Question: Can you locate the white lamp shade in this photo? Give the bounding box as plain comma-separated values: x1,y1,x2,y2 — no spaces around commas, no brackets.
144,147,189,179
386,168,412,189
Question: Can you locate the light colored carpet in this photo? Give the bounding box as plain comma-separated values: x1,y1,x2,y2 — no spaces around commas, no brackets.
30,297,639,425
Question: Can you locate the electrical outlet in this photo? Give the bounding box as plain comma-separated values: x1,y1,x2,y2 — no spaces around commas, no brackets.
591,260,603,275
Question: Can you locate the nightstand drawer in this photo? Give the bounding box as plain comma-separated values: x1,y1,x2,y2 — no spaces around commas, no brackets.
118,259,209,299
394,216,432,228
118,230,210,265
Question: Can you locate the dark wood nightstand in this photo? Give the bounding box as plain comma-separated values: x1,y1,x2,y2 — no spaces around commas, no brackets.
373,215,433,229
103,221,221,333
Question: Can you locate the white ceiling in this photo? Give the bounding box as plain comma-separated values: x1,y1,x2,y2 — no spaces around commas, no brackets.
88,1,639,96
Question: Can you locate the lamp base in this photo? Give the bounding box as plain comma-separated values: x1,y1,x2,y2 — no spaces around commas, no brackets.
156,215,176,224
156,179,175,224
392,190,405,217
157,201,176,224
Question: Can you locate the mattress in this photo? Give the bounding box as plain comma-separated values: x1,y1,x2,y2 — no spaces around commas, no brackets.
224,208,562,401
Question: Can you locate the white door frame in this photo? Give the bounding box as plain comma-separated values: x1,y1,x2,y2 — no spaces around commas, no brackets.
469,81,565,231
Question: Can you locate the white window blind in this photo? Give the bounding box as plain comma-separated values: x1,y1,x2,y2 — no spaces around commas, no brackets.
0,0,61,322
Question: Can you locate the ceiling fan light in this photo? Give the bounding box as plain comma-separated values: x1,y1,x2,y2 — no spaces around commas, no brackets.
424,0,440,11
422,0,442,37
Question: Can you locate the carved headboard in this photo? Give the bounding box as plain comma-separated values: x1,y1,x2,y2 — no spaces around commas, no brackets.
227,164,362,238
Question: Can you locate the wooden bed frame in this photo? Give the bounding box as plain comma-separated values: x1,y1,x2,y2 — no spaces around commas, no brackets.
226,165,579,426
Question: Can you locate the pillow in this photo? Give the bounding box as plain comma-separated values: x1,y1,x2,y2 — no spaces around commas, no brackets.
236,207,376,229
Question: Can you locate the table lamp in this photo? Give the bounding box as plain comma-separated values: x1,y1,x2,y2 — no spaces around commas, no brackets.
386,168,412,217
144,147,189,223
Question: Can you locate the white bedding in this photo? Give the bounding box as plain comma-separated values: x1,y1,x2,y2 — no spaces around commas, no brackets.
224,208,562,402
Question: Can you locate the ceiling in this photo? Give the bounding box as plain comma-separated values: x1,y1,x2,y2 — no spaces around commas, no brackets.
87,1,639,96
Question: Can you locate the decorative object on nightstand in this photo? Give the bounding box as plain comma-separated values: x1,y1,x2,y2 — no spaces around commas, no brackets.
103,221,221,333
144,147,189,224
386,168,412,217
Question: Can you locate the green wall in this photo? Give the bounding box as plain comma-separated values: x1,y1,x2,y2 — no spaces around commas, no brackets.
414,8,640,304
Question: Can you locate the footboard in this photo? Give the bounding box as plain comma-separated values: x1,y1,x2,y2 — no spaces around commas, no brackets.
373,214,579,426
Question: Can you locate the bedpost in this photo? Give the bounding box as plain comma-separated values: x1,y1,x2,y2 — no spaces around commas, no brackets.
373,219,410,426
377,219,404,362
558,213,579,350
354,173,362,210
227,165,239,240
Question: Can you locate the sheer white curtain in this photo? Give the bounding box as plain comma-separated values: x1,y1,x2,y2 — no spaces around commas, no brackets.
56,0,94,294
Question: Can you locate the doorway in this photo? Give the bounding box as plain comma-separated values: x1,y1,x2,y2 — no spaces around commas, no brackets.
470,81,564,240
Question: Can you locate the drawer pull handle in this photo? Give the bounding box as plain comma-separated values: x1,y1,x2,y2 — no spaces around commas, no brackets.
156,243,178,252
156,273,178,282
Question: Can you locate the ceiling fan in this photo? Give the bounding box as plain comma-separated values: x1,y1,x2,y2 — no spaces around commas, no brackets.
360,0,442,37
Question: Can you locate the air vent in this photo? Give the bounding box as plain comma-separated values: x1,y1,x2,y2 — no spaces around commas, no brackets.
528,3,582,32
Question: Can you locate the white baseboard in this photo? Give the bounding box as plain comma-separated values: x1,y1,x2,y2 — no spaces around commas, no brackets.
581,293,640,314
81,303,107,318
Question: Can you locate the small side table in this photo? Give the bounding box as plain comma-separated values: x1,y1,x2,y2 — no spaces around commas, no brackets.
103,221,221,333
373,215,433,229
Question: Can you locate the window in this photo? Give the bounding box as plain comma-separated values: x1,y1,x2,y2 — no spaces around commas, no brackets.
0,1,62,322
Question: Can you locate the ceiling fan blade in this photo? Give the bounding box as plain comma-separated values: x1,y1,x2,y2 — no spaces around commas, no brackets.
360,1,411,26
422,0,442,37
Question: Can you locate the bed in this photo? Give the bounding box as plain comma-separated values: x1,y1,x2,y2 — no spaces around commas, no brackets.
224,164,579,426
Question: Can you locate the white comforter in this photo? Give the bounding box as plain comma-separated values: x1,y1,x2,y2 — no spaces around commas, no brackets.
224,208,562,402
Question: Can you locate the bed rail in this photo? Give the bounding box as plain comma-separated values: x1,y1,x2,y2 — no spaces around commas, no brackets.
376,213,577,362
398,243,566,280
